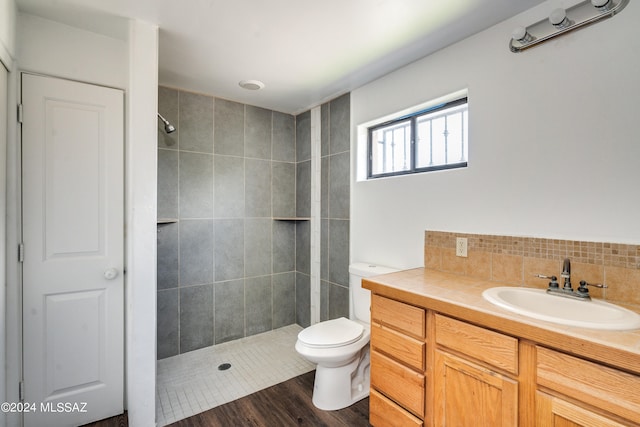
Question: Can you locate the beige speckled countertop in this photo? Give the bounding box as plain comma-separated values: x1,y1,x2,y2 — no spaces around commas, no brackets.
363,268,640,375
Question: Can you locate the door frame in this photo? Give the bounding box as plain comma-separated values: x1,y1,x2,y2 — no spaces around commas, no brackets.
14,71,127,425
0,57,9,427
4,61,23,427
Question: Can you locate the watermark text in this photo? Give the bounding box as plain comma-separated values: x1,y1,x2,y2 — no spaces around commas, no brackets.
1,401,88,413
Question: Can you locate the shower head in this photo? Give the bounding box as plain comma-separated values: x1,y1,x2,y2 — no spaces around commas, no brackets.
157,113,176,134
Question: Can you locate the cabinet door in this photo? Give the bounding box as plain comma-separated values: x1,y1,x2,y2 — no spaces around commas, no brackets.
536,346,640,424
536,392,629,427
434,350,517,427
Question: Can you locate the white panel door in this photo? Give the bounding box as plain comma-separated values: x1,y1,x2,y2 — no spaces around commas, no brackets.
21,73,124,427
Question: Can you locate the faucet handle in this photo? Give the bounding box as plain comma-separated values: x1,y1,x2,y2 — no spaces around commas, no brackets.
579,280,608,289
535,274,559,288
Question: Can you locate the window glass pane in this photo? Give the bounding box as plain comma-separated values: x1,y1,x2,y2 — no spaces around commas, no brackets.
366,96,467,179
446,109,468,164
370,119,412,176
415,119,431,167
415,104,467,169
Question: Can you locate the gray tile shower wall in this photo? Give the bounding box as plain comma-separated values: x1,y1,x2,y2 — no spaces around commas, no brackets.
156,87,352,359
157,87,297,359
272,162,295,218
294,94,351,324
320,94,351,321
295,109,311,327
273,272,296,328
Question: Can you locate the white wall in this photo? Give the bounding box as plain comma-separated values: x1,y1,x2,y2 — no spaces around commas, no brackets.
17,13,127,89
126,19,158,427
9,13,158,427
0,0,16,68
351,0,640,270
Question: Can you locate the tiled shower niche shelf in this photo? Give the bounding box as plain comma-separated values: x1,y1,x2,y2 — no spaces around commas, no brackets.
157,218,179,224
272,217,310,221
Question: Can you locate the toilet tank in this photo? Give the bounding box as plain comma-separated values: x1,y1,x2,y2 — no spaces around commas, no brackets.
349,263,399,323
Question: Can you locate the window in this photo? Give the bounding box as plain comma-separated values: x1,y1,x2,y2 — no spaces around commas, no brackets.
368,97,468,178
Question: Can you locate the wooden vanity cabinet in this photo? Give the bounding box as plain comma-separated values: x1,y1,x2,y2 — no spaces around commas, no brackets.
368,290,640,427
370,294,426,427
433,314,519,427
535,346,640,426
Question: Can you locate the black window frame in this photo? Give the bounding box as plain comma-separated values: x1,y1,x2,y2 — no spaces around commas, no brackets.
367,97,468,179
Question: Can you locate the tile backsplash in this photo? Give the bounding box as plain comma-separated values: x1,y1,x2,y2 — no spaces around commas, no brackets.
424,230,640,307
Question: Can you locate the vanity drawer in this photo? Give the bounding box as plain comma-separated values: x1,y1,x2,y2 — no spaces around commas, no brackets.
370,389,423,427
434,314,518,375
536,346,640,424
371,322,425,371
372,294,425,339
371,350,425,417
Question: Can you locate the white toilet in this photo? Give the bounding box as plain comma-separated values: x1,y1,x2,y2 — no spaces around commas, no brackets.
295,262,399,410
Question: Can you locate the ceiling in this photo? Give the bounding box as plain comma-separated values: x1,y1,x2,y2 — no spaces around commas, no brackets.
16,0,544,114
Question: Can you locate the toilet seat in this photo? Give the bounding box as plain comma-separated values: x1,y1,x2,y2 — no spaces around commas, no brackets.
298,317,364,349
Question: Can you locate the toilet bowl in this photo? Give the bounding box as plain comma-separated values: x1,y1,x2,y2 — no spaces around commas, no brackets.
295,263,399,411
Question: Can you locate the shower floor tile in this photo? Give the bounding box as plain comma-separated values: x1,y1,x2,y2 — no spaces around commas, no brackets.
156,324,314,426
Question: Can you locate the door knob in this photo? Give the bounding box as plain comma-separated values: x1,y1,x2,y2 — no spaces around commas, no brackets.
104,268,119,280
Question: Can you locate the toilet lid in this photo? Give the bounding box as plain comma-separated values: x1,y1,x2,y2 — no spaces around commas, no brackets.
298,317,364,348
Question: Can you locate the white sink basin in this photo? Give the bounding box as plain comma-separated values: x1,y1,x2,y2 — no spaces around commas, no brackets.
482,287,640,330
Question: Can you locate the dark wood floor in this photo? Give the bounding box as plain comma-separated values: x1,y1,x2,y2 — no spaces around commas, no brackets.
81,412,128,427
85,371,371,427
168,371,371,427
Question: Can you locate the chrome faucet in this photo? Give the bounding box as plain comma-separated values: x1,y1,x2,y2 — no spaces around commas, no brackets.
534,258,607,301
561,258,572,290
